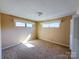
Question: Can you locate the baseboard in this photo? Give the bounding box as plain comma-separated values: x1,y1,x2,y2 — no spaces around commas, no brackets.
40,38,69,48
2,43,21,50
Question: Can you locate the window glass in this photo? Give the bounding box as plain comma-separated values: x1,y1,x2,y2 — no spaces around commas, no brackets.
26,23,33,27
50,22,60,27
42,21,60,28
42,23,49,27
16,22,25,27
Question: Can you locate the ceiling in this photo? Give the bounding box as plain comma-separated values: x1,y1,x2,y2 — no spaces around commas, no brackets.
0,0,78,21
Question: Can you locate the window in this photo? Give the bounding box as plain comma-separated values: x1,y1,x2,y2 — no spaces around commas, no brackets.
15,22,26,27
42,21,61,28
15,21,33,28
42,23,49,28
26,23,33,28
49,22,60,27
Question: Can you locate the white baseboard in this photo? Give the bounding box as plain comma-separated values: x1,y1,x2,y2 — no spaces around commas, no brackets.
2,43,21,50
40,39,69,48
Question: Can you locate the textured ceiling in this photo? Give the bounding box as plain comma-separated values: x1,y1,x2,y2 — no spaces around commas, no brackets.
0,0,78,21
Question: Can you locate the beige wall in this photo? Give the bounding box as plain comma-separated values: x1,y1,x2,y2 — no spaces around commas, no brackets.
38,16,72,47
0,13,2,59
1,12,72,49
1,13,36,49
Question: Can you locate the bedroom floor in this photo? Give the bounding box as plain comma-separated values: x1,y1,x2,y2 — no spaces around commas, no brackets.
2,40,71,59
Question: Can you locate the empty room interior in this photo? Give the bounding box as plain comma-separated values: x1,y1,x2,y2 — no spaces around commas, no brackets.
0,0,79,59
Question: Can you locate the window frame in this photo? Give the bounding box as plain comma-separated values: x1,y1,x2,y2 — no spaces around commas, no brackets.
26,23,33,28
41,20,61,28
15,21,26,27
14,19,34,28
